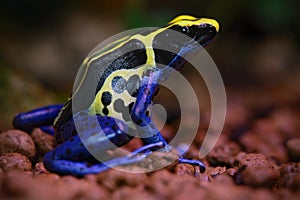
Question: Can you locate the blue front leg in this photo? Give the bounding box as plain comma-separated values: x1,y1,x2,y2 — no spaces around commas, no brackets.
131,71,168,147
131,71,206,172
13,104,63,133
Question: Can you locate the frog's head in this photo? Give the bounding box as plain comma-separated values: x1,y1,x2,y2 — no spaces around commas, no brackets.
153,15,219,71
167,15,219,47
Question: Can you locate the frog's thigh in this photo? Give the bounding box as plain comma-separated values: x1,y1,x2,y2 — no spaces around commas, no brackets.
53,113,134,161
43,115,135,175
43,135,110,176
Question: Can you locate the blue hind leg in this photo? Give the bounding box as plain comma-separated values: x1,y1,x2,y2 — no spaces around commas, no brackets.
13,104,63,134
44,134,164,176
43,113,164,176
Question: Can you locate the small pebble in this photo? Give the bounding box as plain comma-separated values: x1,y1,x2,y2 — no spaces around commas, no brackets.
208,141,241,167
242,166,280,188
235,153,280,188
31,128,56,155
33,162,49,176
208,166,227,177
226,167,239,176
175,163,195,176
0,152,32,172
277,162,300,188
236,153,277,169
0,129,36,159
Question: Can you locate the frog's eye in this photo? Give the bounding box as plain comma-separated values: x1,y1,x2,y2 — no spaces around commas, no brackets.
170,25,189,36
181,26,189,34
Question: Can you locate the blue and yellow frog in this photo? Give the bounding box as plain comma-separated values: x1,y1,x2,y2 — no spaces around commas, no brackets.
13,15,219,176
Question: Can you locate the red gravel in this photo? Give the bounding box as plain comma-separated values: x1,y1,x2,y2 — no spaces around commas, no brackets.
1,83,300,200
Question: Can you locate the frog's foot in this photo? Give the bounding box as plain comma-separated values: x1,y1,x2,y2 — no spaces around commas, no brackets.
111,143,206,173
104,141,165,168
126,142,205,173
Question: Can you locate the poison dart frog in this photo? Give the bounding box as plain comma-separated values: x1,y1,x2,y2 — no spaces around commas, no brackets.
13,15,219,176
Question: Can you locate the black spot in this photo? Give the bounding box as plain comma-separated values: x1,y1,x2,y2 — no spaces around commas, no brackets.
111,76,126,94
94,39,147,93
122,112,131,121
143,69,154,77
113,99,132,122
126,75,141,96
136,119,143,125
101,92,112,106
128,102,134,113
131,89,138,97
102,107,109,115
113,99,124,112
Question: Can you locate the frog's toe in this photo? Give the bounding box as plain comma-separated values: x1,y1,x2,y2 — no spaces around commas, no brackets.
178,157,206,173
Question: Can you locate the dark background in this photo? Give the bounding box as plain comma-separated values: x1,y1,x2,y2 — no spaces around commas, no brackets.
0,0,299,129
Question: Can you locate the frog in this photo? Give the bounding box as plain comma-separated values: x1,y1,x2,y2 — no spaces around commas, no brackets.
13,15,219,176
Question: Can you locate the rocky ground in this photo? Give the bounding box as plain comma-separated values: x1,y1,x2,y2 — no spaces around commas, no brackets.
0,79,300,200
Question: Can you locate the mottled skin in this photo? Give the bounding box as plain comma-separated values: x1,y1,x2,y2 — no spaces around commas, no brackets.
13,15,219,176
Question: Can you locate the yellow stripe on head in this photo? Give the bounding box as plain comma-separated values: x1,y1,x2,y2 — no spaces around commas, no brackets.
168,15,198,24
196,18,219,32
168,15,219,32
